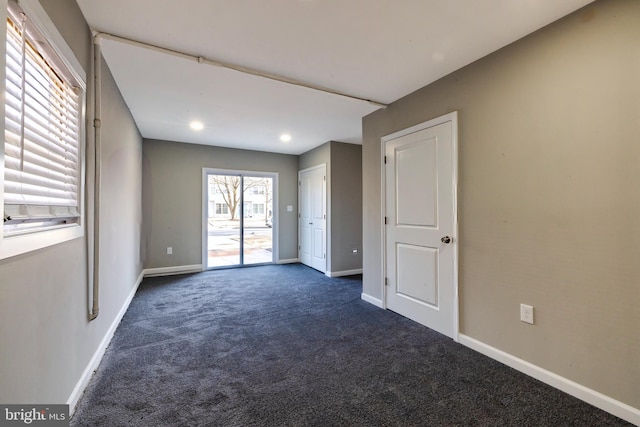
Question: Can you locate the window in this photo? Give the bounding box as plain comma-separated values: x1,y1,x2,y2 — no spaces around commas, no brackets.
253,203,265,215
1,0,86,259
215,203,229,215
252,186,265,195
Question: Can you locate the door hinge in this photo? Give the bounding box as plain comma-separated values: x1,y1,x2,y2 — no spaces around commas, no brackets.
384,216,388,225
298,213,301,218
323,175,326,181
298,180,301,186
385,277,389,287
323,253,326,259
384,155,387,164
323,214,326,219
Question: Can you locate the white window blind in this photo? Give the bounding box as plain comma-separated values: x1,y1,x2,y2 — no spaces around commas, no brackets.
3,6,81,230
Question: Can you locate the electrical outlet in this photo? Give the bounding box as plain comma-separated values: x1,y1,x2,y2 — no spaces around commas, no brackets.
352,248,358,254
167,246,173,255
520,304,534,325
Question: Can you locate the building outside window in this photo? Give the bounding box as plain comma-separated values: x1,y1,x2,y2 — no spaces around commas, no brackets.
215,203,229,215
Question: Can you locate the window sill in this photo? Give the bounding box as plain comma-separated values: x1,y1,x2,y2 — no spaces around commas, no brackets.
0,224,84,260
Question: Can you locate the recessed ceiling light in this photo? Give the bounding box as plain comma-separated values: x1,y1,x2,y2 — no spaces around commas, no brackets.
190,121,204,131
280,133,292,143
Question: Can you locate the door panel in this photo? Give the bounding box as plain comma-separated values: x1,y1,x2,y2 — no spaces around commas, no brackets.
207,174,241,268
385,115,456,339
300,224,311,263
299,165,326,273
243,176,273,265
396,243,438,306
396,138,438,227
299,174,313,266
313,227,324,260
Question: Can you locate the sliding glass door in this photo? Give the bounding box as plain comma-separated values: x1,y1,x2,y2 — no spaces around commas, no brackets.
241,176,274,265
205,171,274,268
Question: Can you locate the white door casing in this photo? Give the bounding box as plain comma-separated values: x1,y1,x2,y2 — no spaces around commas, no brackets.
299,165,326,272
383,112,458,340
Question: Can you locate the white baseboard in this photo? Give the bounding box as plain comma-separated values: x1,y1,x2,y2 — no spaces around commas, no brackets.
325,268,363,278
361,292,384,308
67,269,144,415
143,264,203,277
459,334,640,426
276,258,299,264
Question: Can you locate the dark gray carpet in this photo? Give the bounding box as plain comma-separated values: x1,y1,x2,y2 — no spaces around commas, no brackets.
71,264,630,426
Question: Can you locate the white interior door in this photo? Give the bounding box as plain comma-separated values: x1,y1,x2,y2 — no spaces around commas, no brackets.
384,113,457,339
299,165,326,272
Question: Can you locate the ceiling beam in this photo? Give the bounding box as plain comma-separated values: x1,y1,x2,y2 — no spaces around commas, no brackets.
93,31,388,109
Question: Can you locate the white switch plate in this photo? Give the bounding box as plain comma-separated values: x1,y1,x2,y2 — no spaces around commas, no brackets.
287,205,293,212
167,247,173,255
520,304,534,324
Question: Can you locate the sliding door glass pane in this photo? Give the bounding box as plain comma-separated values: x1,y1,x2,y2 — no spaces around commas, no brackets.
243,176,273,265
207,174,241,268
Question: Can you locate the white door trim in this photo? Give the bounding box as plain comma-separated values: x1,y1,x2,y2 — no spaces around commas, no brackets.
380,111,459,341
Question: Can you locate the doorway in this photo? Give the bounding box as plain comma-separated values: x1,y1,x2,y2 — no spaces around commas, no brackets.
298,164,326,273
203,169,276,268
383,112,458,339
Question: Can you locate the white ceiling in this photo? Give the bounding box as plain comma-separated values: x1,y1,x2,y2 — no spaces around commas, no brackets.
76,0,594,155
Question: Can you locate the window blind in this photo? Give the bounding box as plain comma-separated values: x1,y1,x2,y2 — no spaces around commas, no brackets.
4,8,80,226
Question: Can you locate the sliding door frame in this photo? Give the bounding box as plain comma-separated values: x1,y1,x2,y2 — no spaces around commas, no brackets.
201,167,279,270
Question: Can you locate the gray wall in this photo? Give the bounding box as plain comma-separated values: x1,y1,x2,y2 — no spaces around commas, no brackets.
0,0,142,405
299,142,330,172
299,141,362,274
362,0,639,409
142,139,299,268
330,142,362,272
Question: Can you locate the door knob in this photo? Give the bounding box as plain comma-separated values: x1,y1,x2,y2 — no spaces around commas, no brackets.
441,236,451,244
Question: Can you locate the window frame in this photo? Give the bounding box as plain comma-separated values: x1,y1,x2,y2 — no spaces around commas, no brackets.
0,0,86,260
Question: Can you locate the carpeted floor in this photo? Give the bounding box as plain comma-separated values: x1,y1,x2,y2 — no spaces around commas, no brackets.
71,264,631,426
